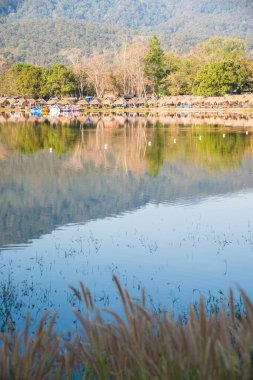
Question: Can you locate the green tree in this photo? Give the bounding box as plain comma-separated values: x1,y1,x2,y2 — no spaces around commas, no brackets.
144,35,166,95
194,60,250,96
166,56,200,95
0,64,42,97
41,64,77,98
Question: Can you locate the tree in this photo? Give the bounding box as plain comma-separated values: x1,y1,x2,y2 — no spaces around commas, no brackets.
78,52,113,98
194,60,250,96
112,37,148,97
144,35,166,95
166,55,200,95
40,64,77,98
0,64,42,97
63,49,94,97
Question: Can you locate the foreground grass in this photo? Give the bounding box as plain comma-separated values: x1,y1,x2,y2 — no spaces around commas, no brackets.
1,277,253,379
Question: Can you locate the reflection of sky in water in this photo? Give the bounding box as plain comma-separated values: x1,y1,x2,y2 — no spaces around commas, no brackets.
1,122,253,331
1,191,253,332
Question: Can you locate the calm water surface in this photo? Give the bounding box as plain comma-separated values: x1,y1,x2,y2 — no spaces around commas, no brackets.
0,116,253,332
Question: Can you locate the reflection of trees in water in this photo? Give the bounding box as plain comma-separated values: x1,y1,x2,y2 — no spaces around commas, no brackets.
194,130,249,171
64,118,253,176
66,118,149,175
0,122,79,154
0,118,253,175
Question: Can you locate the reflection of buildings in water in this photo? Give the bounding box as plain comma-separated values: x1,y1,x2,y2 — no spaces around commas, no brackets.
1,110,253,127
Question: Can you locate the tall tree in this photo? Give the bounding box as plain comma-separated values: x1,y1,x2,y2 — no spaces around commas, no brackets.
144,35,166,95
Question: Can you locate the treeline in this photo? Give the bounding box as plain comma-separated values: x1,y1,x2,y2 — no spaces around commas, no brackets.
0,36,253,98
0,63,77,98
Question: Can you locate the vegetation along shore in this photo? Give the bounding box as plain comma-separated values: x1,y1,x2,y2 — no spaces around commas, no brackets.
1,277,253,379
0,36,253,103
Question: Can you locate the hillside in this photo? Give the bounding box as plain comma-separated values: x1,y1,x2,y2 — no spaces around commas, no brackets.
0,0,252,64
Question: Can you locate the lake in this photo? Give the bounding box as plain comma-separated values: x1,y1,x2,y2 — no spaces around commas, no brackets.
0,114,253,332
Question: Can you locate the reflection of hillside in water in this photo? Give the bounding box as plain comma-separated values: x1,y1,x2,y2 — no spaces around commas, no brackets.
0,118,253,248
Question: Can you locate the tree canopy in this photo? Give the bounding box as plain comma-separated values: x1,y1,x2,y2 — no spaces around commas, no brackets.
0,36,252,98
144,36,166,95
194,61,250,96
0,0,252,65
0,63,78,98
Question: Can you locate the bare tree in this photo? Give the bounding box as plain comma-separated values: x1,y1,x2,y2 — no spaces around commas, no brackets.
112,37,148,97
79,51,114,98
61,49,89,97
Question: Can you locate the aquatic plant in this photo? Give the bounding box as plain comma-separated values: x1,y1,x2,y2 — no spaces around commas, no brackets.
1,277,253,379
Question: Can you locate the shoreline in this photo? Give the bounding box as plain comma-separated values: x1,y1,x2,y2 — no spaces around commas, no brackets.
1,106,253,114
1,109,253,128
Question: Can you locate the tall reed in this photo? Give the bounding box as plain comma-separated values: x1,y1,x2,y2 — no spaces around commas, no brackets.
1,276,253,379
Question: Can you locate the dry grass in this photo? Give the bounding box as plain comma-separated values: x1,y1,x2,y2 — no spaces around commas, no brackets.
1,277,253,379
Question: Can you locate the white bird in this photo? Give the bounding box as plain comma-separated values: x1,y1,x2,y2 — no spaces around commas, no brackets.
49,147,53,153
223,133,226,138
148,141,152,146
173,138,177,144
198,136,202,141
104,144,108,150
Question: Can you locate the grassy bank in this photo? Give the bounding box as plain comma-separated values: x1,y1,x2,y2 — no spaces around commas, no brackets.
1,277,253,379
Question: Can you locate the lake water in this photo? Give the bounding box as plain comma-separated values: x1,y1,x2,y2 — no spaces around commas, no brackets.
0,114,253,332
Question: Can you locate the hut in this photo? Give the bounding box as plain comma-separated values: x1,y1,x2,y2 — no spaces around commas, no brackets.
241,94,253,107
58,98,75,107
0,97,9,108
16,98,29,108
113,98,128,108
147,97,158,107
136,98,147,108
47,98,59,105
27,99,36,107
216,97,227,108
102,98,115,108
90,98,102,108
158,97,169,107
190,96,204,108
127,97,139,108
35,98,46,105
76,98,90,110
6,98,18,108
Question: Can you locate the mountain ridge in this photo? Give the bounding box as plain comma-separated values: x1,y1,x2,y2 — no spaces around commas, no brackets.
0,0,252,64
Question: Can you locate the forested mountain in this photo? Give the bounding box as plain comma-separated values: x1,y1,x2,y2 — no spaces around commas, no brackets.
0,0,252,64
0,0,23,15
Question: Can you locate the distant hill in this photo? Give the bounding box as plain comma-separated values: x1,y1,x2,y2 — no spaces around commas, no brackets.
0,0,252,64
0,0,23,16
